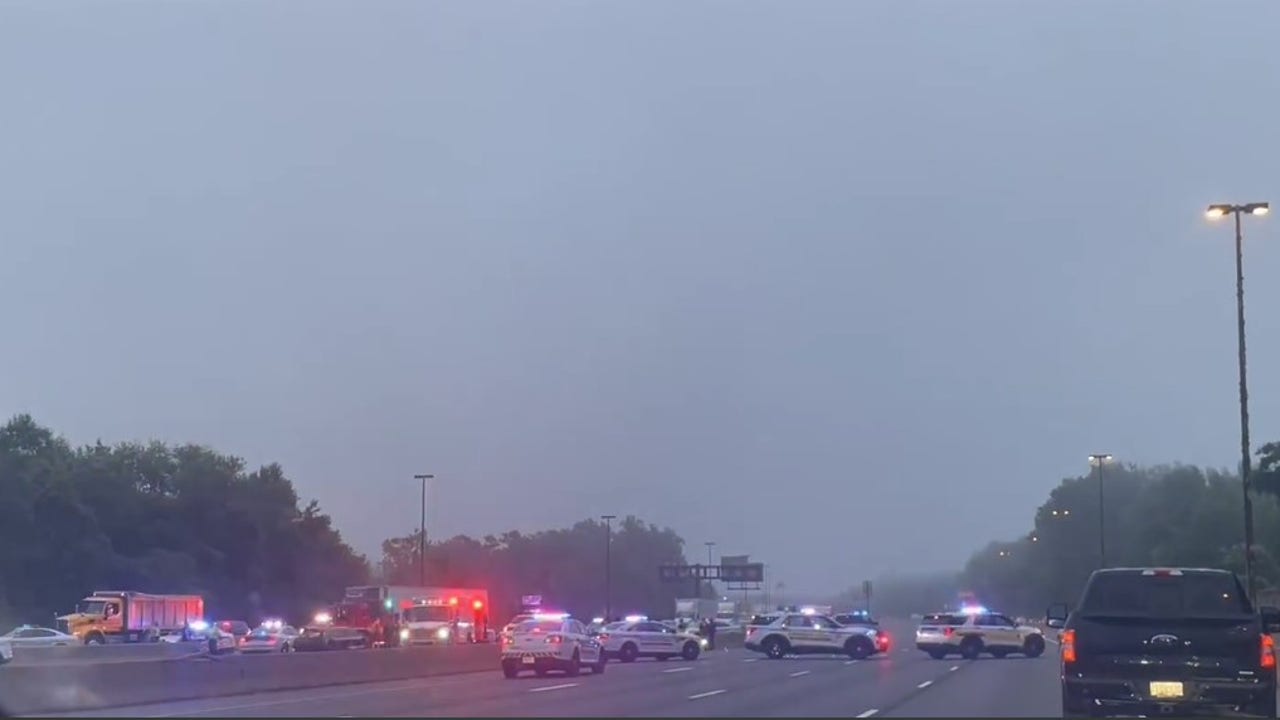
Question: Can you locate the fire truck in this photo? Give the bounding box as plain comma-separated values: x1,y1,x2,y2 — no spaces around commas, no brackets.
312,585,431,647
401,588,490,645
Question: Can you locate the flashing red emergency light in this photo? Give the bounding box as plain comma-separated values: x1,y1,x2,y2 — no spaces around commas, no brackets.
473,599,484,610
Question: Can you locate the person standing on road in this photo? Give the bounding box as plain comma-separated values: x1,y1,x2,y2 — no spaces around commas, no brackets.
706,617,717,650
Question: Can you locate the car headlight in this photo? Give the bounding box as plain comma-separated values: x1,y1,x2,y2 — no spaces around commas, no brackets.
436,627,451,640
399,628,410,641
699,637,709,648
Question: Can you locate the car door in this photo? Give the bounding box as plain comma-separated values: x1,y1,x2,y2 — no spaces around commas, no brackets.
568,620,598,661
975,613,1017,648
783,614,824,649
646,623,681,654
14,628,61,647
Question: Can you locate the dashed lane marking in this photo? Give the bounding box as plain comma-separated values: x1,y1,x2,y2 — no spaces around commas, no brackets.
789,670,811,678
528,683,578,693
663,666,694,674
917,680,932,689
742,658,758,663
688,689,727,700
949,665,959,672
856,709,879,718
844,659,858,666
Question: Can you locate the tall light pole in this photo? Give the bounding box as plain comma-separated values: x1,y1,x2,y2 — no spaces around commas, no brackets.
1088,454,1113,568
704,542,717,597
601,515,616,621
1206,201,1269,603
413,473,434,586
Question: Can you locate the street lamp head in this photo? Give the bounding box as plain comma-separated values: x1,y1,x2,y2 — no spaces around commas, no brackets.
1089,453,1113,465
413,473,435,480
1206,204,1231,219
1247,203,1270,216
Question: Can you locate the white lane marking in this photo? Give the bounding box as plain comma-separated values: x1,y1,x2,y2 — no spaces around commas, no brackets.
844,659,859,665
856,710,879,718
689,689,728,700
789,670,811,678
742,657,758,663
917,680,933,689
140,676,481,717
663,666,694,673
529,682,579,693
949,665,959,672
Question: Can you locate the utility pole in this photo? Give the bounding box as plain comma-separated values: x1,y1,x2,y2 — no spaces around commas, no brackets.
601,515,616,621
413,473,434,586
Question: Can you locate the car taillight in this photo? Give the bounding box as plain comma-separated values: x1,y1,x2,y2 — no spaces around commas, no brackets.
1061,629,1076,664
943,627,955,637
1261,634,1275,669
597,634,609,642
545,634,563,644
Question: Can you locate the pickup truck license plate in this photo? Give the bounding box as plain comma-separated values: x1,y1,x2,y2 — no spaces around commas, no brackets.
522,655,535,665
1149,681,1183,699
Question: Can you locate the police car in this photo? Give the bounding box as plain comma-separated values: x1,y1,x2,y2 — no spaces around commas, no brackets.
597,616,704,662
500,613,606,678
744,611,880,660
914,606,1045,660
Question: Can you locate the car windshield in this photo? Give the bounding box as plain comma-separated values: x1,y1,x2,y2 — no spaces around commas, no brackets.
248,629,274,639
1079,572,1253,618
405,606,453,622
78,600,108,615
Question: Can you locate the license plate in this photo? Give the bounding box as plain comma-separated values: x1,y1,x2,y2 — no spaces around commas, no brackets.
522,655,535,664
1149,681,1183,699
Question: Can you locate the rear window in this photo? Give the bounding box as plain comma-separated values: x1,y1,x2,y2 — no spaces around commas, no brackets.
1079,571,1252,618
514,620,563,634
248,629,273,639
922,614,966,626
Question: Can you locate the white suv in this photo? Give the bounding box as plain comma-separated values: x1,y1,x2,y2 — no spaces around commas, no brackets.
744,612,880,660
914,609,1045,660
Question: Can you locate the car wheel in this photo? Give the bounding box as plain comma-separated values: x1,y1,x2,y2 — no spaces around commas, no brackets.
927,649,947,660
619,643,639,663
566,650,581,677
959,637,983,660
592,653,607,674
280,642,292,653
207,638,219,655
1023,634,1045,658
682,641,700,661
502,662,520,679
845,637,874,660
762,636,789,660
86,634,105,646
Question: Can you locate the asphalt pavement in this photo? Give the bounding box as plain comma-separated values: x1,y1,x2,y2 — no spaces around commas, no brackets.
44,622,1066,718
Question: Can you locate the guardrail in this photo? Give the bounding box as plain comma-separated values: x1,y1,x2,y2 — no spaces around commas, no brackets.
0,644,498,715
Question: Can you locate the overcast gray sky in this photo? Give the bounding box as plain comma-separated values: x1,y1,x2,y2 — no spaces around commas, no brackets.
3,0,1279,596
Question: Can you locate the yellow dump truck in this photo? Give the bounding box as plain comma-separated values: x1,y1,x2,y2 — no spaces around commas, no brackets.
58,590,204,644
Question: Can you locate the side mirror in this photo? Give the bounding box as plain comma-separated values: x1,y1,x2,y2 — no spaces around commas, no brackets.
1261,605,1280,634
1046,602,1069,628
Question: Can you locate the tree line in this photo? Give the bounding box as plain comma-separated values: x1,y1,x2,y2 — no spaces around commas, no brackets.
859,443,1280,618
0,415,699,629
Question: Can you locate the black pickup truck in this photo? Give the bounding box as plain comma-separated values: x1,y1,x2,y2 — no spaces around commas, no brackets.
1049,567,1280,718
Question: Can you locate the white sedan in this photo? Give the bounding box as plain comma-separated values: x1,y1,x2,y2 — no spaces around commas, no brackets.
598,620,703,662
1,626,75,647
500,614,606,678
240,625,300,653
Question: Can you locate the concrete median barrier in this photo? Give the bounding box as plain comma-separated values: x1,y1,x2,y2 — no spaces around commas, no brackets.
0,644,498,715
10,641,201,666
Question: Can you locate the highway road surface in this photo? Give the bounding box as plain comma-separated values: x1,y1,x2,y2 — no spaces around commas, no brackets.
44,638,1066,717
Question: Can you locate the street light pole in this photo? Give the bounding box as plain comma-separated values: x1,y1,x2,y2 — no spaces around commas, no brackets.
705,542,716,598
601,515,616,621
1207,201,1269,603
413,473,434,586
1089,454,1113,568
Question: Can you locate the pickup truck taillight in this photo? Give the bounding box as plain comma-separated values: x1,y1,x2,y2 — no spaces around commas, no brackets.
943,628,955,637
1261,634,1275,670
1061,629,1076,664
